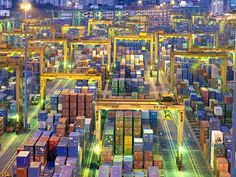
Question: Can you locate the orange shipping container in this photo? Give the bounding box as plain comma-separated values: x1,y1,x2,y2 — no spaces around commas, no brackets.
17,167,27,177
216,158,229,172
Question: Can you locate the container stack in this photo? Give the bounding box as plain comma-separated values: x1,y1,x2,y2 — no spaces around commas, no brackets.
62,90,70,119
115,111,124,155
16,151,30,177
99,166,110,177
78,93,85,117
48,135,60,161
124,155,133,175
200,121,210,151
69,91,78,124
68,132,79,158
133,138,143,169
111,165,122,177
101,147,113,166
124,111,133,155
210,130,224,170
133,111,142,138
147,166,160,177
85,93,93,119
143,129,153,169
28,162,41,177
38,111,48,131
57,137,69,157
149,111,157,134
216,158,230,177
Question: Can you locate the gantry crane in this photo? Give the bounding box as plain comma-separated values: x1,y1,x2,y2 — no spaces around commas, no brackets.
27,39,68,69
113,33,154,71
40,73,102,110
61,25,86,37
0,57,23,133
125,21,148,31
0,30,36,45
20,25,56,39
88,19,113,35
108,26,133,39
95,98,185,170
0,18,15,32
39,53,103,109
155,31,193,83
70,39,112,74
170,49,228,93
0,47,44,61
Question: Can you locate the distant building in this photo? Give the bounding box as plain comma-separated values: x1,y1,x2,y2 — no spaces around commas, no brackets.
210,0,236,15
0,0,12,9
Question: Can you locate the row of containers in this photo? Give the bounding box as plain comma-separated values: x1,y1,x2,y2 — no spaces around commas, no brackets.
101,110,163,175
112,53,150,98
98,165,160,177
14,80,99,176
164,58,234,87
14,130,82,177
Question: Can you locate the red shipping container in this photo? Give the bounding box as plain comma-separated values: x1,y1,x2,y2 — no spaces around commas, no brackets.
224,95,233,105
133,152,143,161
86,110,93,118
69,92,78,102
70,103,77,109
49,136,60,151
17,167,27,177
144,152,153,161
62,110,69,117
62,93,70,102
56,124,66,137
86,102,93,110
85,94,93,103
108,111,116,118
77,103,85,110
77,109,85,116
133,161,143,169
200,121,210,149
78,93,85,103
216,158,229,172
62,101,69,108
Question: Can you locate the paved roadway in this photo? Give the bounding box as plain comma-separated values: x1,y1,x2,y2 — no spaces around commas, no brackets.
148,70,213,177
0,79,74,175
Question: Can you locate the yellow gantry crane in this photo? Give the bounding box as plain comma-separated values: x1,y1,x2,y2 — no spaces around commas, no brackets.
0,30,36,45
39,53,103,109
0,57,23,130
113,33,154,69
61,25,86,37
20,25,56,39
95,98,185,168
27,39,68,69
88,19,113,35
170,49,228,93
125,21,148,31
70,39,112,74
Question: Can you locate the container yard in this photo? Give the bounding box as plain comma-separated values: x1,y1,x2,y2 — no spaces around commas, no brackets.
0,1,236,177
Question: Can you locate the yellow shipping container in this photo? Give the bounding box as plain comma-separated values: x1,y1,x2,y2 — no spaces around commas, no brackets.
125,136,133,145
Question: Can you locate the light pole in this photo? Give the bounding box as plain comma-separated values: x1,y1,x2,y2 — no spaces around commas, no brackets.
20,2,31,130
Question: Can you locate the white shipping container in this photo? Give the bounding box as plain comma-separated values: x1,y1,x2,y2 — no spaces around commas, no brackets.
38,121,47,129
211,130,223,145
131,55,135,60
214,106,223,116
58,104,62,111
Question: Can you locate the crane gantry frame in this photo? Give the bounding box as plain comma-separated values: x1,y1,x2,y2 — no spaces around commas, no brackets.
21,25,56,39
113,33,154,69
61,25,86,37
95,98,185,163
27,39,68,69
170,49,228,93
70,39,112,74
88,19,113,35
